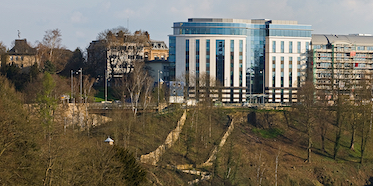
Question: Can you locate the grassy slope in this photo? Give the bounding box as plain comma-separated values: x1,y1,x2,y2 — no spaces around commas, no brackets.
214,109,373,186
90,107,373,185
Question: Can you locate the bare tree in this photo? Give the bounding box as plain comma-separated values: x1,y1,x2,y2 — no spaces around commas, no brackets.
0,41,7,67
37,29,71,73
292,81,315,163
117,61,151,117
43,29,62,62
315,91,333,152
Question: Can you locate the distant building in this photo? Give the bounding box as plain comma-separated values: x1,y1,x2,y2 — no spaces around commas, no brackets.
87,39,146,82
310,34,373,99
87,32,170,84
169,18,312,103
144,40,169,61
7,39,38,72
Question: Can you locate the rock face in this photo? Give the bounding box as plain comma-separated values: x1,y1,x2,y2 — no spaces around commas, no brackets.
25,103,112,129
140,110,187,165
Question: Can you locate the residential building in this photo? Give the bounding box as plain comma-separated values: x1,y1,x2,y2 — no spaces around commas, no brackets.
169,18,312,103
310,34,373,99
87,32,171,85
144,40,169,61
6,39,38,72
87,32,150,85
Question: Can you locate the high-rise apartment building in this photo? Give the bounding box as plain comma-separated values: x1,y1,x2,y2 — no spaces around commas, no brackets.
310,34,373,98
169,18,312,103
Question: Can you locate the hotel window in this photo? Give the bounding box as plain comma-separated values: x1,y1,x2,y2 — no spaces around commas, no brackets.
272,56,276,87
206,40,210,75
306,42,310,51
281,57,284,66
196,39,200,77
272,41,276,53
289,57,293,87
297,57,301,69
239,40,243,86
289,41,293,53
216,40,225,85
281,57,284,87
281,41,284,53
185,39,189,73
297,42,301,53
230,40,234,86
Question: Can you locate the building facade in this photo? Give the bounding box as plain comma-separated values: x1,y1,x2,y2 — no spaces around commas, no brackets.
6,39,38,72
87,32,171,85
169,18,312,103
310,34,373,99
144,40,169,61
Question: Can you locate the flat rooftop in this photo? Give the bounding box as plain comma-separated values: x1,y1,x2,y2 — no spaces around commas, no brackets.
312,34,373,46
187,18,298,25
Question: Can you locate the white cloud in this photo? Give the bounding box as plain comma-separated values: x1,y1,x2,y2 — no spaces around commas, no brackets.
71,11,87,23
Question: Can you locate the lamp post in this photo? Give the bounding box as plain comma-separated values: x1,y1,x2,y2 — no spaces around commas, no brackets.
248,68,253,105
260,70,265,104
158,70,163,111
105,69,107,102
79,68,82,103
71,70,74,126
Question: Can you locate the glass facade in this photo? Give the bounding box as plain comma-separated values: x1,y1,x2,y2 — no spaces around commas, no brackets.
239,40,243,87
185,39,189,74
170,18,312,95
216,40,225,85
206,40,210,75
196,39,200,78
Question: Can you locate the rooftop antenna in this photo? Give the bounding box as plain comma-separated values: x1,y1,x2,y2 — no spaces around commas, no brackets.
127,18,129,31
17,30,20,39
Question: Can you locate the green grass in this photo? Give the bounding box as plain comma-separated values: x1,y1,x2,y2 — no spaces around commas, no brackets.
94,87,117,102
252,127,283,139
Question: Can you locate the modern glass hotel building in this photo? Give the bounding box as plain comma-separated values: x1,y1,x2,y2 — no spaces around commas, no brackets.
169,18,312,103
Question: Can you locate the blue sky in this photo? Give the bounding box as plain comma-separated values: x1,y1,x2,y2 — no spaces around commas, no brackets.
1,0,373,50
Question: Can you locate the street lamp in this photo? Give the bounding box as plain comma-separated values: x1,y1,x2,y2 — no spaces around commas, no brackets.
79,68,82,103
71,69,83,127
260,70,265,104
247,68,253,105
105,69,108,102
158,70,163,111
71,70,74,126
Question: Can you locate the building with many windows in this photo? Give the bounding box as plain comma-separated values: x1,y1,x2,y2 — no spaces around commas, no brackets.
169,18,312,103
6,39,38,72
310,34,373,99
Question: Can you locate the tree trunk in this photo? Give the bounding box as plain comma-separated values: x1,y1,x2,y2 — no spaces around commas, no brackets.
334,105,342,160
321,132,326,152
350,126,356,151
306,130,312,163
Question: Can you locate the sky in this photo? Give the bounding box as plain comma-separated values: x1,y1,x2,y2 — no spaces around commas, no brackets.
2,0,373,51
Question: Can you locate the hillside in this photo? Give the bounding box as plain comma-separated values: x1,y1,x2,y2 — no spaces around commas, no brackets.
91,107,373,185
